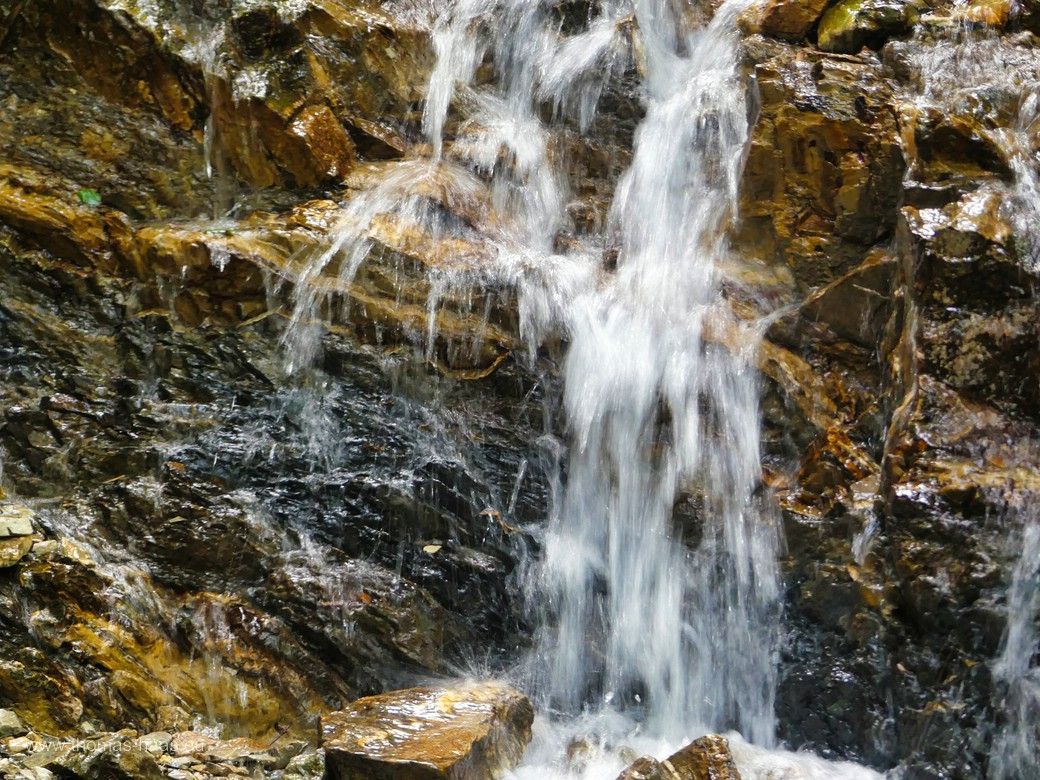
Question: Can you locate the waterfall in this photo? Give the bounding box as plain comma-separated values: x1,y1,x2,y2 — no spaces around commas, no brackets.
284,0,782,753
533,0,780,745
413,0,781,740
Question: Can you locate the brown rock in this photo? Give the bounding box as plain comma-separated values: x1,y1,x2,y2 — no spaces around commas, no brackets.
321,682,534,779
617,755,670,780
0,537,32,568
615,735,741,780
739,0,832,41
737,45,904,289
801,251,897,347
0,165,112,266
282,104,358,184
33,0,204,132
667,735,741,779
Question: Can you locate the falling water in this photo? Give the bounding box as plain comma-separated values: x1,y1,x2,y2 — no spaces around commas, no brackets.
279,0,884,776
532,0,780,745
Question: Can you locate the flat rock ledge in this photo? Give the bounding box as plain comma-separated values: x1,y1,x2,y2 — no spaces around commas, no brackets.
616,735,741,780
321,682,534,780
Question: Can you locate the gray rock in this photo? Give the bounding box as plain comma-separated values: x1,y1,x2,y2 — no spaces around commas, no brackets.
283,750,325,780
0,504,33,538
138,731,172,755
0,709,26,738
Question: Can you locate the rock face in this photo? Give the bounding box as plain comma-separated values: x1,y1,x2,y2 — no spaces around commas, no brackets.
321,683,534,779
744,12,1040,778
0,0,1038,777
739,0,832,41
739,39,904,288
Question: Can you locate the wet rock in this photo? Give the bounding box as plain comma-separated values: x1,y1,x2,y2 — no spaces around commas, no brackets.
0,648,85,736
263,550,459,695
617,756,670,780
0,165,112,266
27,0,205,133
903,186,1040,418
615,735,740,780
207,0,434,188
801,250,896,347
739,0,831,42
907,105,1014,182
817,0,926,53
738,43,904,288
321,682,534,779
950,0,1014,28
0,537,33,568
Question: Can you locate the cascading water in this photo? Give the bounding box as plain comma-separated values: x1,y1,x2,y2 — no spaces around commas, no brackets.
532,0,779,745
280,0,882,776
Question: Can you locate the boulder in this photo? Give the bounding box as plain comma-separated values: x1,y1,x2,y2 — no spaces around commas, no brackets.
321,682,534,779
615,735,741,780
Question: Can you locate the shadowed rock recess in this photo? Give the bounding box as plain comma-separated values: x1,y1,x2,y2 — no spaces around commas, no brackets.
0,0,1038,778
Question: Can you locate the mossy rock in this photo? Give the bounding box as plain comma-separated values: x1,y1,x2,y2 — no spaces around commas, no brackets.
817,0,927,52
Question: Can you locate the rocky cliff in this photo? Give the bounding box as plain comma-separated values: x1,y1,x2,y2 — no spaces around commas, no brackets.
0,1,1037,778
